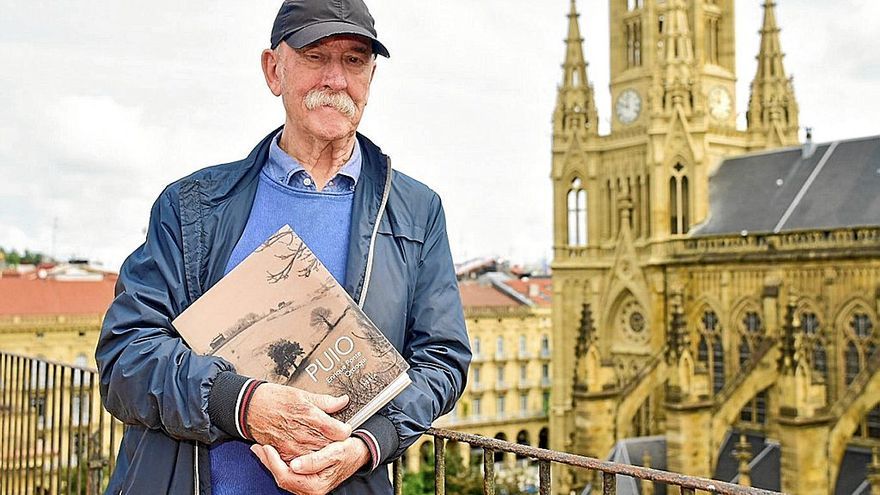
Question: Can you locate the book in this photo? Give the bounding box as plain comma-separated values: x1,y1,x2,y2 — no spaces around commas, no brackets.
172,225,411,429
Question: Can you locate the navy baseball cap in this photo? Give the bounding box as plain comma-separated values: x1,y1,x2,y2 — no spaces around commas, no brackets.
270,0,390,58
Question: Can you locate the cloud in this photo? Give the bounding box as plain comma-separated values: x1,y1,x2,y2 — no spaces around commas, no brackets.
1,0,878,270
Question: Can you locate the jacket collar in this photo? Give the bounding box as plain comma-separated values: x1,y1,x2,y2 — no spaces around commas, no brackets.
196,127,390,304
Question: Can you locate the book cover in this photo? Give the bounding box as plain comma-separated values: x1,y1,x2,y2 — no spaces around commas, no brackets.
172,225,411,428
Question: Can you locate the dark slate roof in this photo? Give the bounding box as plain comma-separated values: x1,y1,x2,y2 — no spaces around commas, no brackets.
835,445,872,495
731,442,780,492
601,436,669,495
714,430,767,483
693,135,880,236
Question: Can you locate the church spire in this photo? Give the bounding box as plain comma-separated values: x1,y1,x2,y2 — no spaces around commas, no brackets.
747,1,799,147
660,0,695,112
554,0,598,137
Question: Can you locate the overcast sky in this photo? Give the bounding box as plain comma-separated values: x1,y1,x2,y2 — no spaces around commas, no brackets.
1,1,879,271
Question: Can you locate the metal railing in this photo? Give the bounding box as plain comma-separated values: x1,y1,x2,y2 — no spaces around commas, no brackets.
1,352,781,495
401,428,781,495
0,352,124,495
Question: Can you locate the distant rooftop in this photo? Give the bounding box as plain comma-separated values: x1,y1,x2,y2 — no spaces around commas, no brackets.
693,135,880,236
459,274,552,310
0,262,117,317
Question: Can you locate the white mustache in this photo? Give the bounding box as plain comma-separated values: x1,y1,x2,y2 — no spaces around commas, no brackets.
303,89,357,118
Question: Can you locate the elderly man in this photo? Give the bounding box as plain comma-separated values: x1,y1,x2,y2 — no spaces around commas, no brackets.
95,1,470,494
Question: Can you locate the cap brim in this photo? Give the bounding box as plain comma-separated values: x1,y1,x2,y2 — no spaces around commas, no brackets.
284,21,390,58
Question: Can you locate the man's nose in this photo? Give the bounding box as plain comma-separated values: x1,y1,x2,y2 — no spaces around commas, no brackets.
321,59,348,91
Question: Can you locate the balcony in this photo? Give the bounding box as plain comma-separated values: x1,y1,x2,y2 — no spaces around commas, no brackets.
470,382,486,393
1,352,780,495
517,379,534,389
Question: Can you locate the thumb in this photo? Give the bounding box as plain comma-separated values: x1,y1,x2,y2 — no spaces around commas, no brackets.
306,392,350,414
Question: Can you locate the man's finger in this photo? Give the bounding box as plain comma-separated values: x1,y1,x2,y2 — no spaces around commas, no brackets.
306,392,349,414
258,444,294,481
290,444,340,474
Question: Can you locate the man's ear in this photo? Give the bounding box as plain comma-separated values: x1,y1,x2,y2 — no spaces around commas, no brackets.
370,62,377,83
261,48,283,96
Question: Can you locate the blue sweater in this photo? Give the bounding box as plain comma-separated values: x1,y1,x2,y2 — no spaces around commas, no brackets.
210,167,355,494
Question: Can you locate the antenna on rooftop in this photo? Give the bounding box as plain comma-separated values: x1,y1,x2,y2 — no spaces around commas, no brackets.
51,216,59,262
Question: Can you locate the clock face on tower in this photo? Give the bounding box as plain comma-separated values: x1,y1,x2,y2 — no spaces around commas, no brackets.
615,89,642,125
708,86,732,121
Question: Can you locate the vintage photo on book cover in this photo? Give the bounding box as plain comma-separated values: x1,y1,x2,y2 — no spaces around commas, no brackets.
172,225,411,427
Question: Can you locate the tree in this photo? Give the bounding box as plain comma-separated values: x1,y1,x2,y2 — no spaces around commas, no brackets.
267,339,304,378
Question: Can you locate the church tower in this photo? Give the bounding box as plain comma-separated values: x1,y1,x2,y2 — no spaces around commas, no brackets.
746,0,800,147
550,2,802,493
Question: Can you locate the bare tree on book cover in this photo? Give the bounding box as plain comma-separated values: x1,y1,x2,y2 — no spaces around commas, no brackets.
258,230,320,283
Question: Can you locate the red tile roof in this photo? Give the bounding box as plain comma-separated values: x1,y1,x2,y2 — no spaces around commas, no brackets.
503,278,553,307
459,282,521,308
0,275,117,316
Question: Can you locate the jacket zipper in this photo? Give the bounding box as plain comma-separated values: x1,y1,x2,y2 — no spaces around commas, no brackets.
194,442,200,494
358,157,393,308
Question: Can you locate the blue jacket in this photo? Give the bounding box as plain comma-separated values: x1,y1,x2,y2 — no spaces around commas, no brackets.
96,129,471,494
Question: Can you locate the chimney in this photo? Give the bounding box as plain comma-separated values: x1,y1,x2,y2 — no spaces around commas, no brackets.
802,127,816,159
529,283,540,299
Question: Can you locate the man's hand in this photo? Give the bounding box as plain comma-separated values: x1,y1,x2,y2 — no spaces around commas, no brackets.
246,383,352,460
250,438,371,495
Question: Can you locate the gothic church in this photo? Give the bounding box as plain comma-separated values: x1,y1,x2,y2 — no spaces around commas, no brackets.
550,1,880,493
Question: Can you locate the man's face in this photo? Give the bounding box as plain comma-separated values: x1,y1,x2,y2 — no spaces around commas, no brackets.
264,35,376,143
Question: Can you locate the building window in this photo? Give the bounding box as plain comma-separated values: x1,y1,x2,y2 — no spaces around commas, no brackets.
854,403,880,442
520,393,528,413
705,16,721,64
795,309,830,402
541,335,550,357
567,178,588,246
627,0,644,10
520,364,528,382
473,398,482,417
542,364,550,383
473,337,481,357
496,336,505,357
739,389,769,429
497,365,505,386
841,311,877,388
497,395,506,417
542,392,551,415
697,310,725,394
519,335,527,355
669,164,690,235
737,310,764,368
625,18,643,68
473,366,481,384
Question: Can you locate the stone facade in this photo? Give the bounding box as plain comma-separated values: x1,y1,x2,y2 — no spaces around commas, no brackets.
405,278,552,473
551,1,880,493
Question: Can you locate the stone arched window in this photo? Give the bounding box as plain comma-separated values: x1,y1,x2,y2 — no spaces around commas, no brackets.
796,307,830,393
697,309,724,394
840,308,877,387
735,308,764,368
852,403,880,442
669,163,690,235
738,388,769,430
567,178,588,246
